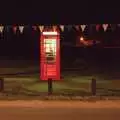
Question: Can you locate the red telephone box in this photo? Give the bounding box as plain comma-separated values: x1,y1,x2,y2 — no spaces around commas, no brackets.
40,28,60,80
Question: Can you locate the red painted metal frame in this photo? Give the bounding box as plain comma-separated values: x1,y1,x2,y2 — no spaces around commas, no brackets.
40,30,60,80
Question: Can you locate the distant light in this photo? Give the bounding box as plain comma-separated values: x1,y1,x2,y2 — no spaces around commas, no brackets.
80,37,84,41
43,32,58,35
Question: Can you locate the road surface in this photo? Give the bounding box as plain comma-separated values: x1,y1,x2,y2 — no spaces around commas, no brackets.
0,101,120,120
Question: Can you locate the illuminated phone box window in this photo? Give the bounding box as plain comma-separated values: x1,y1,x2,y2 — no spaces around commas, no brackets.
44,39,56,64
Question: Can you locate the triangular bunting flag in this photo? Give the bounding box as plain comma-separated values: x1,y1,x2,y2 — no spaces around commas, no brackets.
80,25,86,32
60,25,64,32
67,25,72,31
110,24,116,31
6,26,10,32
19,26,24,34
13,25,17,34
0,25,4,33
102,24,108,31
75,25,79,31
32,26,37,31
96,24,100,31
118,24,120,27
53,25,57,31
39,25,44,32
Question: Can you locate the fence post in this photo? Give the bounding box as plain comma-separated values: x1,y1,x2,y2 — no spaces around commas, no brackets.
0,77,4,92
91,78,96,96
48,78,53,95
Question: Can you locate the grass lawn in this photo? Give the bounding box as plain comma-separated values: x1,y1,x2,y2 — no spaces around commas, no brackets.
2,74,120,96
0,60,120,96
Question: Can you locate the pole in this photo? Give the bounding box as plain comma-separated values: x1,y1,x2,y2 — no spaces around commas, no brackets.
48,78,53,95
0,77,4,92
91,78,96,96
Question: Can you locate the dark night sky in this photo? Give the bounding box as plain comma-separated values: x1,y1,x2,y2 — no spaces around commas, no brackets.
0,0,120,62
0,0,119,24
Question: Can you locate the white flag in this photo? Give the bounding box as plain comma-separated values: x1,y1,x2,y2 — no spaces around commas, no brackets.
102,24,108,31
60,25,64,32
0,26,4,33
39,25,44,32
80,25,86,32
19,26,24,34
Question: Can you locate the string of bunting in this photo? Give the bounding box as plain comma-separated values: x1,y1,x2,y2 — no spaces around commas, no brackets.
0,24,119,34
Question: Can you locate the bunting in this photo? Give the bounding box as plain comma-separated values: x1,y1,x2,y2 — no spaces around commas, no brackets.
118,24,120,27
53,25,57,31
19,26,24,34
6,25,10,32
60,25,64,32
96,24,100,31
110,24,116,31
75,25,79,31
0,24,119,35
102,24,108,31
39,25,44,32
67,25,73,31
80,25,86,32
32,26,37,31
0,25,4,33
13,25,17,34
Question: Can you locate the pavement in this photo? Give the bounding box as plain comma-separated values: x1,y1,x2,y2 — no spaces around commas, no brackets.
0,101,120,120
